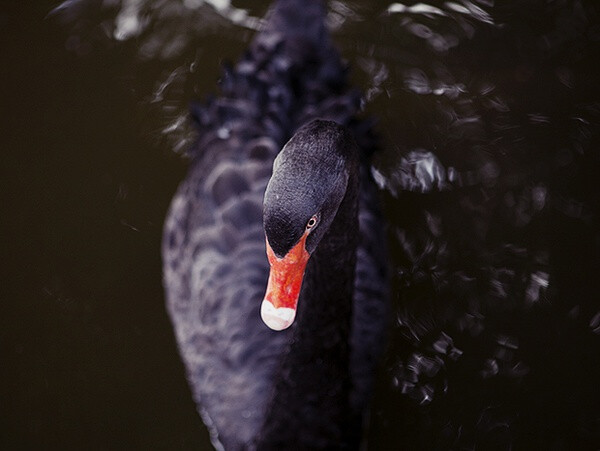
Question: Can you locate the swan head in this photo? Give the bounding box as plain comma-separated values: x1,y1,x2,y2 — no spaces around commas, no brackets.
261,119,357,331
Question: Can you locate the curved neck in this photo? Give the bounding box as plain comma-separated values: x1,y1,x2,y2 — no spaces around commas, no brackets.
257,166,359,449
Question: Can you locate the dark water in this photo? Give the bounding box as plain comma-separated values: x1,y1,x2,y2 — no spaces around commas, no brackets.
2,0,599,449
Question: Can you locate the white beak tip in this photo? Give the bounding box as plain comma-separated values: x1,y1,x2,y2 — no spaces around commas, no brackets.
260,300,296,331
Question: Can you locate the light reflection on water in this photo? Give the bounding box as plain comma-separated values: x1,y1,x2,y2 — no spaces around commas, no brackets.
16,0,600,448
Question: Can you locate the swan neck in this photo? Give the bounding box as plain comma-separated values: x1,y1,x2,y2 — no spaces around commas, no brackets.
257,166,359,448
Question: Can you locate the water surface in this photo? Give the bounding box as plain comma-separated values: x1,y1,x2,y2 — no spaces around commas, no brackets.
2,0,599,449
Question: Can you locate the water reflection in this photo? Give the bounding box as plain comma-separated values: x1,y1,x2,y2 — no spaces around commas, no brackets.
48,0,600,449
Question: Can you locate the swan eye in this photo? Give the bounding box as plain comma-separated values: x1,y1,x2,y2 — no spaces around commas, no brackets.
306,215,318,230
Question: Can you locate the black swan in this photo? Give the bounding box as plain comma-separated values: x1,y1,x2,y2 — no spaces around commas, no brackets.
162,0,388,448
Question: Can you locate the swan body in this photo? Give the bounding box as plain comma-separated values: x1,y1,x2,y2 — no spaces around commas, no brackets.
162,0,388,448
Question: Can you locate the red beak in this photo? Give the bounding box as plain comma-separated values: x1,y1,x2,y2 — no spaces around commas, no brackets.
261,231,310,331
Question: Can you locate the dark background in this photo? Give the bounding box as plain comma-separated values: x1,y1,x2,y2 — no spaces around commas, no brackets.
1,1,211,447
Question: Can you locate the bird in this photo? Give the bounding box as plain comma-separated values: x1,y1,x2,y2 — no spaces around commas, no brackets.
161,0,388,449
